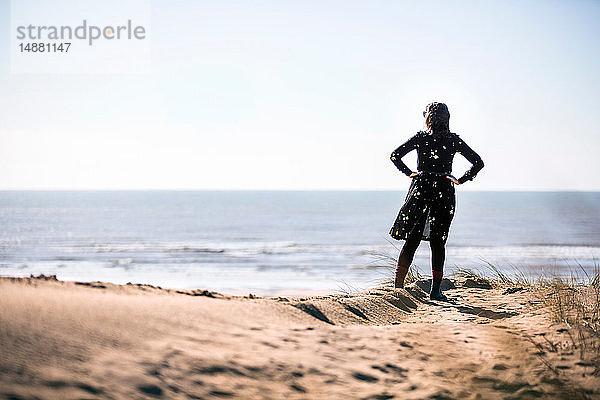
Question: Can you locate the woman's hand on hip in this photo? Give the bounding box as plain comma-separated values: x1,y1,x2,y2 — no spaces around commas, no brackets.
409,171,423,178
446,175,460,184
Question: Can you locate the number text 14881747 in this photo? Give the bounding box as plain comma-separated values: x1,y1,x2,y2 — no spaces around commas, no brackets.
19,43,71,52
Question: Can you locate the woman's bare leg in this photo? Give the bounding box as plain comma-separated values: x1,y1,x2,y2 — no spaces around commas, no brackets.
429,238,447,300
395,237,421,288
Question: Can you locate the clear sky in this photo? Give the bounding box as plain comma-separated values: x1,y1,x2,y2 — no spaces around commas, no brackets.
1,0,599,190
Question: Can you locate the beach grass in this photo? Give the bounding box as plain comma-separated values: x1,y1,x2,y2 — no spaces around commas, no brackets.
545,265,600,375
363,248,425,287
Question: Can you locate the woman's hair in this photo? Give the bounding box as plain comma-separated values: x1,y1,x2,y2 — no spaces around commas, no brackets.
423,102,450,134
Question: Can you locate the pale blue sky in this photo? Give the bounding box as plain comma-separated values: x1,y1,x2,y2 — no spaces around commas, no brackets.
1,0,599,190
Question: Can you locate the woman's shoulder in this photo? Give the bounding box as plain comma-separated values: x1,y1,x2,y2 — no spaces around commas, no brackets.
402,130,427,143
414,130,428,139
448,132,465,144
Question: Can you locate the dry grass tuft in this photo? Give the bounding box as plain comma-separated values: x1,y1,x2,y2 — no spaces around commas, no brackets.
545,266,600,375
363,248,425,288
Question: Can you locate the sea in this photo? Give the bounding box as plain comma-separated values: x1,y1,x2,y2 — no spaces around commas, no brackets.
1,191,599,295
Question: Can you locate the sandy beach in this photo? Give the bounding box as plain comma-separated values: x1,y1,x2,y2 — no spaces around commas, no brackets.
1,275,598,400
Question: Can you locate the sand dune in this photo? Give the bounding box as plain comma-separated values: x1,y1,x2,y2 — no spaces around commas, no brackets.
1,275,598,399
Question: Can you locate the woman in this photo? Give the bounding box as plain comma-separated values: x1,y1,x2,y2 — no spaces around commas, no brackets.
390,102,484,300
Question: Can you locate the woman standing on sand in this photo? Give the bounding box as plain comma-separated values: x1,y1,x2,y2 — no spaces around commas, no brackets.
390,102,484,300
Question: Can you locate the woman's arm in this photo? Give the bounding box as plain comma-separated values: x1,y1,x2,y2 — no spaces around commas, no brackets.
456,138,484,184
390,133,420,177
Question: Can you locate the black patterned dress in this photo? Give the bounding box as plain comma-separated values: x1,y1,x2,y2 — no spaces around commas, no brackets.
389,131,484,243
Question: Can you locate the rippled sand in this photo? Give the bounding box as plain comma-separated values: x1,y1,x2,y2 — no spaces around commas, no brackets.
1,275,598,399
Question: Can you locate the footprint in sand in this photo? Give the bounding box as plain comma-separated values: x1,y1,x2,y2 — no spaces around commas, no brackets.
352,372,379,382
137,383,163,397
290,384,307,393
